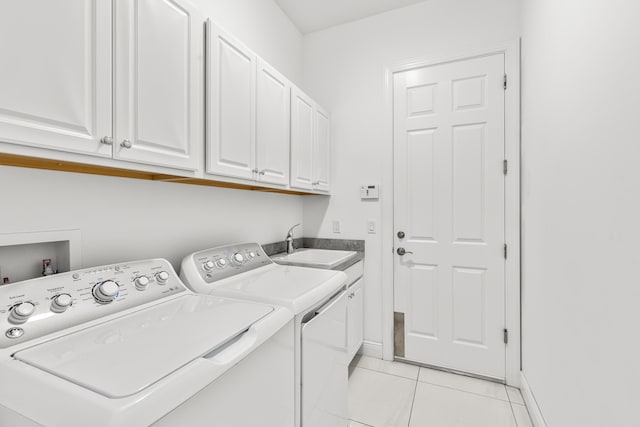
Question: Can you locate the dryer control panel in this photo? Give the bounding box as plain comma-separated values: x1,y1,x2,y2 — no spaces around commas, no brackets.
0,259,185,349
184,242,272,284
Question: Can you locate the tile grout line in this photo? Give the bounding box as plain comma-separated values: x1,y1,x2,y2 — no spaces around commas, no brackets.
415,378,512,403
354,364,419,381
406,378,419,427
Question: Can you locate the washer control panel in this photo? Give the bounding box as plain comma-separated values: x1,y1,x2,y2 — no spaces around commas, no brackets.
190,243,272,283
0,259,185,349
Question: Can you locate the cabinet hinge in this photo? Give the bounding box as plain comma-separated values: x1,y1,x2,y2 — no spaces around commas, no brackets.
503,328,508,344
504,244,507,259
503,159,508,175
503,74,507,90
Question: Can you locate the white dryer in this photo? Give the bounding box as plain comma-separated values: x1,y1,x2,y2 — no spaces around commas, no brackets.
180,242,349,427
0,258,294,427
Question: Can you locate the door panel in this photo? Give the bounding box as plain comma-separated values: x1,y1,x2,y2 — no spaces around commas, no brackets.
0,0,111,156
394,54,505,379
115,0,200,170
256,59,290,186
290,89,314,190
207,22,256,179
314,107,331,192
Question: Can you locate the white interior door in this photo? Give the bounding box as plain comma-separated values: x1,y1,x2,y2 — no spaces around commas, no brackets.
0,0,111,156
115,0,201,170
393,53,506,379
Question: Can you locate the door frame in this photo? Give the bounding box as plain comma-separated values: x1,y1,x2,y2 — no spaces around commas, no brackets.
381,39,521,386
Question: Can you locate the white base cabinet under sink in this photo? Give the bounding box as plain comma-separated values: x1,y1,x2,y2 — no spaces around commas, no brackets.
347,278,364,361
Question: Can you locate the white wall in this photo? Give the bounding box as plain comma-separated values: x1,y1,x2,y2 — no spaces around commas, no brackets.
0,166,302,272
521,0,640,425
302,0,521,354
196,0,303,84
0,0,305,273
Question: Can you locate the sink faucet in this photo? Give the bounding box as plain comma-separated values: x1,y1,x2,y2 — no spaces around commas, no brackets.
286,224,301,254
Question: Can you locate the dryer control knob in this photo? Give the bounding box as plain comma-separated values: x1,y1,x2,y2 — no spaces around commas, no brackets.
93,281,119,304
9,302,36,324
202,260,215,271
215,258,227,269
50,294,72,313
134,276,150,291
230,252,244,266
155,271,170,285
248,251,256,259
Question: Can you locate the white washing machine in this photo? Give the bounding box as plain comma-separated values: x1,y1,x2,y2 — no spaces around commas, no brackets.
180,242,349,427
0,258,294,427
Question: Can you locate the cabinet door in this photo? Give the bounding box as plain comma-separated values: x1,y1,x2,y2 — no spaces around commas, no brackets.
207,22,256,180
290,88,315,190
114,0,201,171
314,107,331,193
0,0,111,156
256,60,290,187
348,279,364,361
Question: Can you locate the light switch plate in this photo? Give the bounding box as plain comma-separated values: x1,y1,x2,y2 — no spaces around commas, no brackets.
367,220,376,234
332,220,341,234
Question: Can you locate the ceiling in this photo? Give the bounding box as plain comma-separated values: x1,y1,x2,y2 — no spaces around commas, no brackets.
274,0,428,34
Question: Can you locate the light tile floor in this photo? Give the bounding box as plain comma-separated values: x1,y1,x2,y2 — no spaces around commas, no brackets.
348,355,534,427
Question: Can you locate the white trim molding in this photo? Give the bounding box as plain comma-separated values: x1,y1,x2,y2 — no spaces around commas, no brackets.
520,371,548,427
360,340,383,359
381,39,522,386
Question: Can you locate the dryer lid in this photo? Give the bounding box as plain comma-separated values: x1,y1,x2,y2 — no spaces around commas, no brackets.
13,294,273,398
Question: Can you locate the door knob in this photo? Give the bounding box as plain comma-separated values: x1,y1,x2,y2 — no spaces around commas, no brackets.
397,247,413,256
397,231,405,239
100,136,113,145
120,139,132,149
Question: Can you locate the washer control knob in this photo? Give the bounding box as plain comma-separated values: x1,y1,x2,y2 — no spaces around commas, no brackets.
202,260,215,271
155,271,170,285
50,294,73,313
93,281,119,304
9,302,36,324
215,258,227,269
134,276,150,291
248,251,256,259
230,252,244,266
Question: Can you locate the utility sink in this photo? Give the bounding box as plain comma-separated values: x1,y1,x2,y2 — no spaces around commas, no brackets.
271,249,357,269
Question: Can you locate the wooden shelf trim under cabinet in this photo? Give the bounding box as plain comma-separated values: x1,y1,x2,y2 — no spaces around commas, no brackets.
0,153,311,196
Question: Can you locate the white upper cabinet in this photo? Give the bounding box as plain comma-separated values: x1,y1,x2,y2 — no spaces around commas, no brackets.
314,107,331,193
206,22,291,187
114,0,202,171
207,21,256,180
290,88,315,191
290,87,331,193
256,59,291,186
0,0,112,156
0,0,201,171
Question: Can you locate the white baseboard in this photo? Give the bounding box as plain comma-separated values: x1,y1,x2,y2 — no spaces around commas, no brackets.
360,340,383,359
520,372,547,427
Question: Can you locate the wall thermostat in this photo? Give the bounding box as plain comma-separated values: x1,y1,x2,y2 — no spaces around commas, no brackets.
360,184,379,200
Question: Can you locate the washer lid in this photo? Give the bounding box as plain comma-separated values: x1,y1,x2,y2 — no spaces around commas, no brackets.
12,294,273,398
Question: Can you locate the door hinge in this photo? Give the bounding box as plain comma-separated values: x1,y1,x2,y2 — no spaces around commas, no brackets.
503,159,508,175
504,244,507,259
503,74,507,90
503,328,508,344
